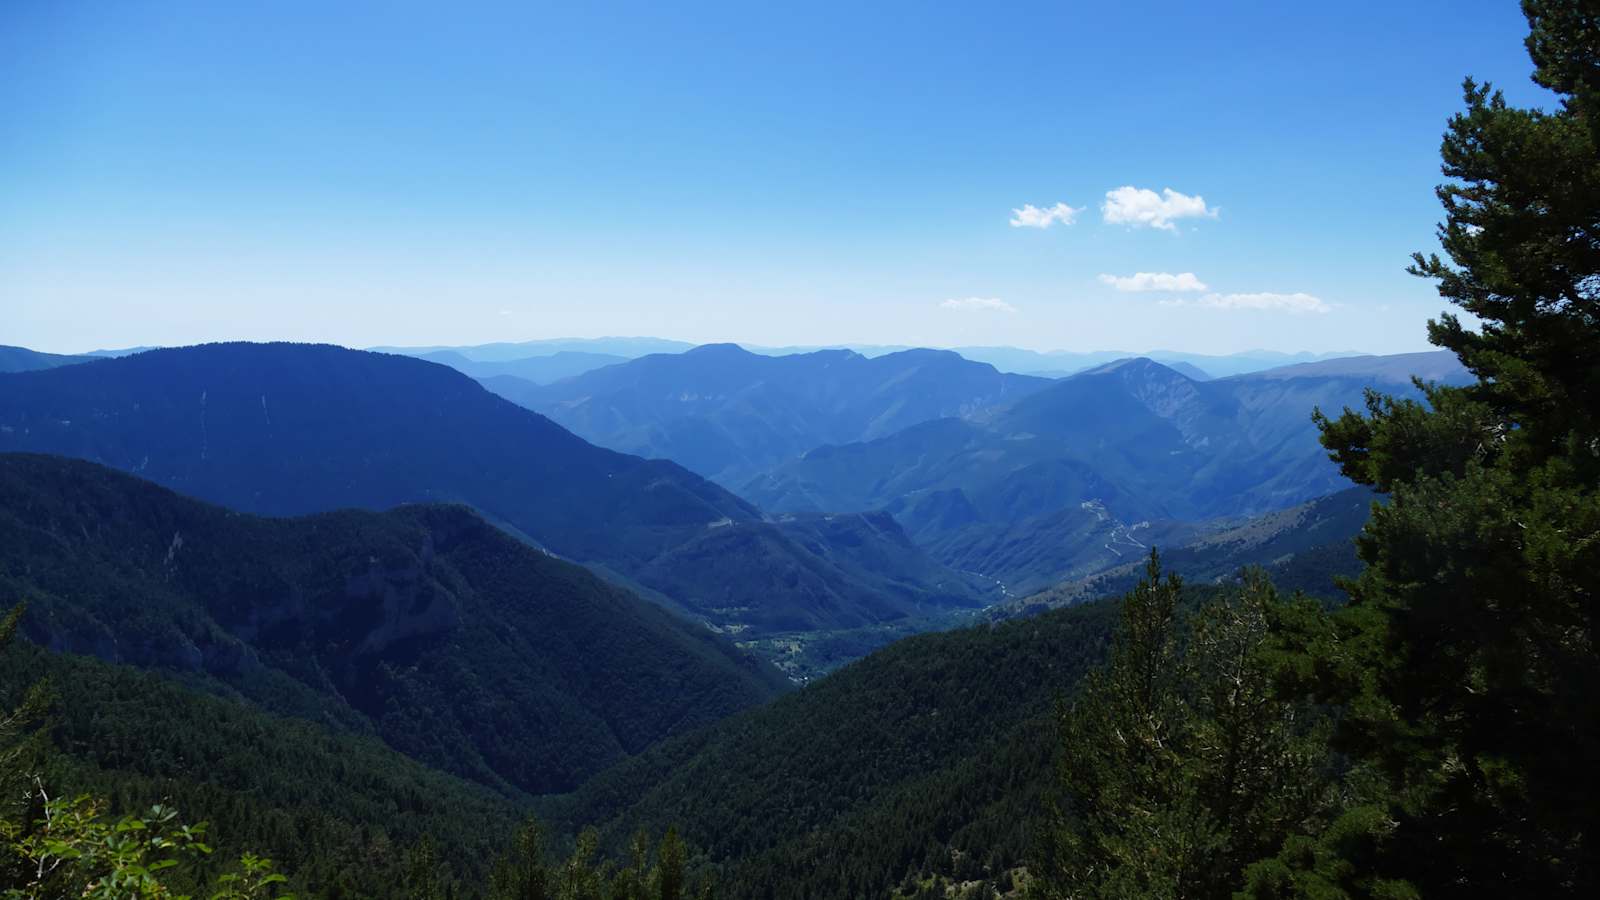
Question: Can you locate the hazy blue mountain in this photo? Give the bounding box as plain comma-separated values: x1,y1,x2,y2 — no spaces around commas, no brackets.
0,343,988,645
1,453,789,795
0,344,91,372
1165,360,1214,381
370,336,1374,378
418,349,628,383
84,346,161,357
1226,349,1469,384
371,336,694,361
740,343,1367,377
486,342,1052,485
742,352,1468,593
954,346,1370,378
740,342,915,357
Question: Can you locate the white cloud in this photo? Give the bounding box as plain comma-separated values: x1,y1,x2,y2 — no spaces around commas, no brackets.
1097,271,1208,293
1161,292,1330,314
1101,186,1216,231
941,296,1016,313
1009,202,1082,229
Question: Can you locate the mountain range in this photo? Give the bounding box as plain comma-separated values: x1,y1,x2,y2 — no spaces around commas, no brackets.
0,341,1463,621
0,453,789,795
462,341,1460,596
743,352,1469,593
369,336,696,362
0,338,1431,897
0,344,990,648
377,338,1373,379
486,343,1050,485
414,349,629,384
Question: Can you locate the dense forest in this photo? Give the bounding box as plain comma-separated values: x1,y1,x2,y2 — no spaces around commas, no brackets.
3,1,1598,896
0,454,788,796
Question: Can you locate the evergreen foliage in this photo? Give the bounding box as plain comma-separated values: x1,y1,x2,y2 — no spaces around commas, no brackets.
0,631,521,896
0,453,785,797
3,604,292,899
547,595,1129,897
1031,555,1332,899
1243,2,1600,893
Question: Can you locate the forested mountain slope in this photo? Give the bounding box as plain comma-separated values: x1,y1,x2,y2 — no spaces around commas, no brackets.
0,640,524,897
546,596,1126,899
0,453,788,795
0,344,987,642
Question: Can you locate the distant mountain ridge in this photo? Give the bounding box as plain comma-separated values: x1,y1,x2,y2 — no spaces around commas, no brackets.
417,349,629,384
371,336,695,361
744,352,1468,593
0,343,988,645
0,344,91,373
1219,349,1469,384
485,342,1052,485
366,336,1383,378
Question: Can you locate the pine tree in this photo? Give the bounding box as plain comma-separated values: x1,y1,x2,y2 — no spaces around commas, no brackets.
1032,551,1204,899
1032,556,1331,899
652,828,685,900
1250,2,1600,894
490,819,551,900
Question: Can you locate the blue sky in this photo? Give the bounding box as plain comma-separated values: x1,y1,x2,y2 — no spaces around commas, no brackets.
1,0,1548,355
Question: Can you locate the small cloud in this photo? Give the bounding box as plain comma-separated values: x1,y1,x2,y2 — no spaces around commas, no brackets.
1098,271,1208,293
497,308,514,317
941,296,1016,313
1101,186,1216,231
1009,202,1082,229
1161,292,1330,314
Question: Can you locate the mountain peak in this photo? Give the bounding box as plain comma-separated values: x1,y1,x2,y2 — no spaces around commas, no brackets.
878,347,969,366
1077,356,1192,382
686,342,757,358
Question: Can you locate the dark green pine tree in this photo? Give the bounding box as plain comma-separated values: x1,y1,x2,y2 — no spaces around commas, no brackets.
1246,1,1600,895
1032,552,1208,900
652,827,686,900
1031,556,1330,899
1,603,52,889
489,819,552,900
0,604,51,814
